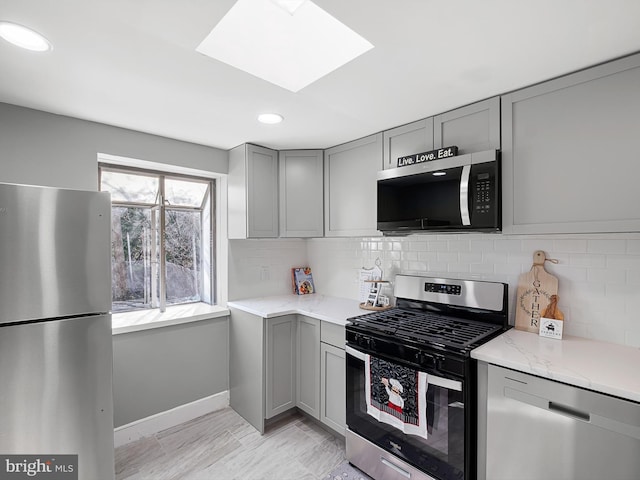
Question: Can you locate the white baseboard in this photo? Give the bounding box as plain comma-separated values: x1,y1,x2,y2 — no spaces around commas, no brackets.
114,390,229,448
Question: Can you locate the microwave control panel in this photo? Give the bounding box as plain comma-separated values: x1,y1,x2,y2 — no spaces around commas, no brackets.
469,162,499,227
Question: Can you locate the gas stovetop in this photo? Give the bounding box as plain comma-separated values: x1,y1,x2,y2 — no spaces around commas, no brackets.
347,308,504,351
347,275,509,355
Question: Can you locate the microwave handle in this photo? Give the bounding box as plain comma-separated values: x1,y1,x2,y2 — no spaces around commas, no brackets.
460,164,471,226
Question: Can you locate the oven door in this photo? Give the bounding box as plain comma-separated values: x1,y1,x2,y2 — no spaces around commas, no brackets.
346,344,466,480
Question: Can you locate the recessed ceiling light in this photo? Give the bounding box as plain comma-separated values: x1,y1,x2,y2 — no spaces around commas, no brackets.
433,171,446,176
258,113,284,124
196,0,373,92
0,21,52,52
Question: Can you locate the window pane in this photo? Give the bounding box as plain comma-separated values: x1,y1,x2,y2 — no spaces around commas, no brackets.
101,170,159,204
165,178,209,207
165,209,202,305
110,206,158,311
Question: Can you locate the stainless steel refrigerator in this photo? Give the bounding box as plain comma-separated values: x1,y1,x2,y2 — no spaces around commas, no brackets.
0,182,114,479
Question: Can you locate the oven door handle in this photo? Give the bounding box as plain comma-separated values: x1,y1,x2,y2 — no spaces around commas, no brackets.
345,345,367,361
346,345,463,392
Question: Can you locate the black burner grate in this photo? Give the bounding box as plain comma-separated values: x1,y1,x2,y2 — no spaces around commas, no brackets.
350,308,502,350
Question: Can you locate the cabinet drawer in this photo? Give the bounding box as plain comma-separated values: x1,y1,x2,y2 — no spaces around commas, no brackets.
320,321,345,348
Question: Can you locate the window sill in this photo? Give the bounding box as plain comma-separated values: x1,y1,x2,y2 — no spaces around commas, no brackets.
112,303,230,335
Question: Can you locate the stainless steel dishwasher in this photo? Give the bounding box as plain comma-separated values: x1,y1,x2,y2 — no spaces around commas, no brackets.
477,363,640,480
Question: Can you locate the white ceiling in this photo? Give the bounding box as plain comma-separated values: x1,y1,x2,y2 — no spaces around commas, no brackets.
1,0,640,151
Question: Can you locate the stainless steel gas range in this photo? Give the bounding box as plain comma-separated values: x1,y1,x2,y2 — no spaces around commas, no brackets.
345,275,509,480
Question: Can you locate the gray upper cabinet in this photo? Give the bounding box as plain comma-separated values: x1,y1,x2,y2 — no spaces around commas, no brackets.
228,143,279,239
324,133,383,237
382,118,434,170
433,97,500,154
279,150,324,237
501,54,640,234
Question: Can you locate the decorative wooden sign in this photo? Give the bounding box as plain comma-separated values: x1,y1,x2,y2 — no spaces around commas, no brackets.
515,251,559,333
397,146,458,167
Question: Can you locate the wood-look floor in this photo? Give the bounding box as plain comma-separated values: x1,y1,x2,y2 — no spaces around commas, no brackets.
115,407,346,480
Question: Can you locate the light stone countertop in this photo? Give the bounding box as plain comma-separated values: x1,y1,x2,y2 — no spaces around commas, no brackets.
227,294,368,326
472,328,640,403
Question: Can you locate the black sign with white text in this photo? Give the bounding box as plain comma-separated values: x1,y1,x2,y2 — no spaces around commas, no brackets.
397,146,458,167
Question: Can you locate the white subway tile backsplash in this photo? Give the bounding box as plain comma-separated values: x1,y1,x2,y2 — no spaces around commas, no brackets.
553,239,588,253
627,239,640,254
494,239,522,253
469,263,495,274
587,239,626,254
587,268,627,284
470,239,495,251
625,330,640,348
427,240,448,252
568,253,606,268
520,238,555,254
448,239,471,252
437,252,459,263
483,252,509,264
607,255,640,270
459,252,483,264
233,233,640,348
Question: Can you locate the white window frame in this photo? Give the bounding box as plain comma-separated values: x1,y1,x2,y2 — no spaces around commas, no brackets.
98,153,229,332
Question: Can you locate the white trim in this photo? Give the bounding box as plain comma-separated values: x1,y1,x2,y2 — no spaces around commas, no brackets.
111,303,229,335
114,390,230,447
98,152,223,179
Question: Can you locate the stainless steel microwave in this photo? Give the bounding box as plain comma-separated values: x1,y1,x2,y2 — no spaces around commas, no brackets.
377,149,500,234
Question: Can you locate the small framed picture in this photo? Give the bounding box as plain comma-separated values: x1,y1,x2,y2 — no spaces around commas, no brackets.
539,317,563,340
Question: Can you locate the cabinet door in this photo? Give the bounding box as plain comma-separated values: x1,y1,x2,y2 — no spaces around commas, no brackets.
279,150,324,237
433,97,500,154
501,54,640,234
320,342,346,435
296,316,320,418
265,315,296,419
382,118,434,170
229,308,265,434
324,133,383,237
247,144,279,238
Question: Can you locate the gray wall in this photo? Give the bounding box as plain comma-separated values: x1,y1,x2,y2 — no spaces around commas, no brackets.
113,318,229,428
0,102,230,426
0,102,228,190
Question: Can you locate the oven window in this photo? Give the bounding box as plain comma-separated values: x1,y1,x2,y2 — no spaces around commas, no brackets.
347,351,465,480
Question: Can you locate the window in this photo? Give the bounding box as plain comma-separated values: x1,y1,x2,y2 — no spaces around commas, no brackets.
99,165,215,313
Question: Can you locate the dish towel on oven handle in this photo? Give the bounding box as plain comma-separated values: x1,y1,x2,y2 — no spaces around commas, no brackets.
364,354,429,439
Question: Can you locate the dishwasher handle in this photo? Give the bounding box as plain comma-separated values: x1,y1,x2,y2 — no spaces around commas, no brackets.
548,401,590,422
505,386,640,440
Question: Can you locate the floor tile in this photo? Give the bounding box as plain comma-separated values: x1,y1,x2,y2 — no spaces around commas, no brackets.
115,407,346,480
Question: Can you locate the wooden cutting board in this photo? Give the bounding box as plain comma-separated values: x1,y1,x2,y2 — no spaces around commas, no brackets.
515,251,559,333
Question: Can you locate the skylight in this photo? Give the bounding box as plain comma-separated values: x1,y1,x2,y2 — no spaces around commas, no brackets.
196,0,374,92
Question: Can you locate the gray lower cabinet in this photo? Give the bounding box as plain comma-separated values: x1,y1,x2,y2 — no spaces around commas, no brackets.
433,97,500,154
382,118,434,170
320,321,346,436
229,307,266,433
228,143,279,239
324,133,383,237
320,342,346,436
229,309,346,435
501,53,640,234
296,315,320,418
478,363,640,480
265,315,297,419
279,150,324,237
